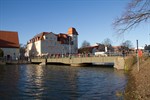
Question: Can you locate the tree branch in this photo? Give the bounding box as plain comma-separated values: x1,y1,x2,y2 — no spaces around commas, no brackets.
113,0,150,34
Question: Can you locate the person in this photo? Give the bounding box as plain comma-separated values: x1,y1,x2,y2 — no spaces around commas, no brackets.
138,49,143,57
138,49,143,62
122,50,125,58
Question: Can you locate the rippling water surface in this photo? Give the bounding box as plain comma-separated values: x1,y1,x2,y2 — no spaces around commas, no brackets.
0,64,127,99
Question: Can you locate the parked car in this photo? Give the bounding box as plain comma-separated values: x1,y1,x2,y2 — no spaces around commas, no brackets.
95,52,107,57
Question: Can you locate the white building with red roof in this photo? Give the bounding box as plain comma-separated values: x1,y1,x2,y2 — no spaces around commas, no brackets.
25,27,78,57
0,30,20,60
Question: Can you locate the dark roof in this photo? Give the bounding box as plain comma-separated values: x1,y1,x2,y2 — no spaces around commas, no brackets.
0,30,19,48
34,32,49,39
57,33,71,44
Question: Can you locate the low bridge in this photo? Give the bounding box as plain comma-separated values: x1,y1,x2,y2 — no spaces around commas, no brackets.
31,56,125,69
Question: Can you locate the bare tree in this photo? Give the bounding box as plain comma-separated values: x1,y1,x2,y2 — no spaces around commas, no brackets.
102,38,114,52
121,40,133,49
19,44,26,59
81,40,91,48
102,38,112,46
113,0,150,34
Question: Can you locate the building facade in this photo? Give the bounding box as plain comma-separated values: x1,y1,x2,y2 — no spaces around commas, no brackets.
25,27,78,57
0,30,20,60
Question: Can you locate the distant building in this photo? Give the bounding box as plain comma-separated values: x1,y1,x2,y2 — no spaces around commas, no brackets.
112,46,122,53
0,30,20,60
25,27,78,57
78,43,106,54
78,45,99,54
136,46,144,50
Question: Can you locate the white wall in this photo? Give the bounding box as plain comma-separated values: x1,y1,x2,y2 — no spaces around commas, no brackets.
26,40,41,57
34,41,41,55
70,34,78,53
1,48,19,59
41,33,57,54
26,32,78,57
26,43,33,57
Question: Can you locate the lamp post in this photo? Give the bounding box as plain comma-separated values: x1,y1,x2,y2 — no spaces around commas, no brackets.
69,36,71,58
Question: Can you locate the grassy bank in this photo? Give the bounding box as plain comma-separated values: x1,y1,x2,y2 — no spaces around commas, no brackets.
124,56,150,100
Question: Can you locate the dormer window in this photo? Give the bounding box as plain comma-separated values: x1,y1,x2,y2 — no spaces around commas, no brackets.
43,35,48,40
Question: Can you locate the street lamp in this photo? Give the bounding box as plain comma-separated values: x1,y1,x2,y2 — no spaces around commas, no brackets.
69,36,71,58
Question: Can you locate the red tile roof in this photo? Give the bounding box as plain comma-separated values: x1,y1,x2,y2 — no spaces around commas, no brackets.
57,33,71,44
28,27,78,44
0,30,19,48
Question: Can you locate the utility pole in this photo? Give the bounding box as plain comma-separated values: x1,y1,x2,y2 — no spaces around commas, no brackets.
136,40,139,71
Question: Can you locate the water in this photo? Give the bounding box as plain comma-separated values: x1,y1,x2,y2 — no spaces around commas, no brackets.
0,64,127,99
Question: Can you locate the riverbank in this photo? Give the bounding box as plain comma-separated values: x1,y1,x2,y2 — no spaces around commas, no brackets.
125,57,150,100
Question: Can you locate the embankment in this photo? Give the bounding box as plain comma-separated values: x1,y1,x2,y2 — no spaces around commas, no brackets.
125,56,150,100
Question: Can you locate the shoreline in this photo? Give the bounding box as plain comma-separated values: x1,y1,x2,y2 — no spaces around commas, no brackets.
0,60,30,65
125,57,150,100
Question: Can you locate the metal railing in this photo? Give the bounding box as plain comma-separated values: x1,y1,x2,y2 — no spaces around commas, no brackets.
30,52,128,59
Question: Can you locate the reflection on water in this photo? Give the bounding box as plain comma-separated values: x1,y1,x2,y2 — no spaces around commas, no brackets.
0,64,127,99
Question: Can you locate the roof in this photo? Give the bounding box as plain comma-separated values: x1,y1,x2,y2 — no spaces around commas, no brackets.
0,30,19,48
57,33,71,44
112,46,121,49
27,27,78,44
34,32,49,39
78,46,99,53
68,27,78,35
28,32,50,43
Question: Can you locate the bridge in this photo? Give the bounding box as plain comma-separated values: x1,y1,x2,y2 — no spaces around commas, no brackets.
31,56,125,69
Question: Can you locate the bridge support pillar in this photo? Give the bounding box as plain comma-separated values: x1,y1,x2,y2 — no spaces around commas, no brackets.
114,57,125,70
39,59,47,65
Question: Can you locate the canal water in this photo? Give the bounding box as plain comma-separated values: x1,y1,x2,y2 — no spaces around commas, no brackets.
0,64,127,99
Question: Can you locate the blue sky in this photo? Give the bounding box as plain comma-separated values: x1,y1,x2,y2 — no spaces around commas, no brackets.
0,0,150,48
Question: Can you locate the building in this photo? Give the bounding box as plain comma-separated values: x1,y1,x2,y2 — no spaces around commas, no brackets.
112,46,122,53
0,30,20,60
78,45,99,54
25,27,78,57
78,43,114,54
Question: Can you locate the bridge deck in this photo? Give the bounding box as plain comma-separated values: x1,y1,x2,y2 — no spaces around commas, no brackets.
31,56,125,69
31,56,118,64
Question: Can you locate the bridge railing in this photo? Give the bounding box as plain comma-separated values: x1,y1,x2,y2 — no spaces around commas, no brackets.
31,52,126,59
